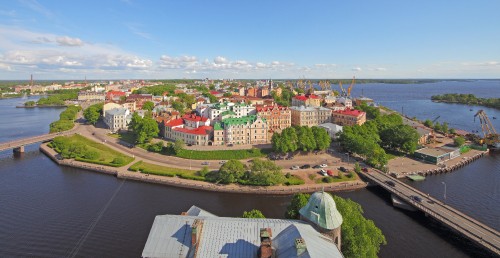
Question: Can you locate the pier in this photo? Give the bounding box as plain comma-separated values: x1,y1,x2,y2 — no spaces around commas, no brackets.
361,170,500,255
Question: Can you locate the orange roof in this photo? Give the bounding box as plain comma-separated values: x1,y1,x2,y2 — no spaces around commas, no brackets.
256,105,288,112
164,118,184,127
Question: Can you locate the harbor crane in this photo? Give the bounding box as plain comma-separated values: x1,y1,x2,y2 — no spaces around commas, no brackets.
339,81,347,96
474,110,499,148
347,76,356,97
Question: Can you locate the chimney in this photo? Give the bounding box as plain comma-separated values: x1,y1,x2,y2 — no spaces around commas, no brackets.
258,228,274,258
295,238,307,256
191,219,203,247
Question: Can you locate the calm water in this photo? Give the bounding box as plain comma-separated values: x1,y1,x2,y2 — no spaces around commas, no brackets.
0,81,499,257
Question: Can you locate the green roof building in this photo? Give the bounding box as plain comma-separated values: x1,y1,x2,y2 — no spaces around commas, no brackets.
299,191,343,251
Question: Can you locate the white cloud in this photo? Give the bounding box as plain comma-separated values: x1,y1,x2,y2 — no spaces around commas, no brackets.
127,24,153,40
56,36,84,47
18,0,53,18
214,56,229,64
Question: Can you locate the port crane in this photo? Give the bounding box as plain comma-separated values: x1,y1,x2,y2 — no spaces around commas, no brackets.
339,81,347,96
474,110,499,148
347,76,356,97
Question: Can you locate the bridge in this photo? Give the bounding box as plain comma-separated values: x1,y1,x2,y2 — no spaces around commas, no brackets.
361,170,500,255
0,130,75,153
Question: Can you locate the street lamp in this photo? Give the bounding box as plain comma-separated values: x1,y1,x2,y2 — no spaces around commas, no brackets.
345,153,350,163
441,182,447,203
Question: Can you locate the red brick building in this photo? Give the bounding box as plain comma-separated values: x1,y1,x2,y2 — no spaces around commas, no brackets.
256,104,291,136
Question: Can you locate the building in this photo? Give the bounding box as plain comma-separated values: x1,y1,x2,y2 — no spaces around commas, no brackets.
102,102,123,117
332,109,366,126
206,101,256,125
256,104,291,135
163,114,213,146
354,97,374,106
336,97,353,109
213,115,268,145
78,91,105,101
299,191,343,251
106,91,126,101
103,108,131,132
292,94,321,107
290,106,332,127
126,94,153,109
318,123,343,139
142,192,344,258
413,147,460,164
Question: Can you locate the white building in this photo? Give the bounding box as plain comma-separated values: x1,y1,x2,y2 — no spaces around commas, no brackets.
318,123,343,139
104,108,131,132
336,97,353,108
206,101,256,125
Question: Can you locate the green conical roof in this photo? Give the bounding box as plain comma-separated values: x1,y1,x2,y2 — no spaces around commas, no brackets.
299,191,343,230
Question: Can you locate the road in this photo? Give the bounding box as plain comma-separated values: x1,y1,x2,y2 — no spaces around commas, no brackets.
362,170,500,255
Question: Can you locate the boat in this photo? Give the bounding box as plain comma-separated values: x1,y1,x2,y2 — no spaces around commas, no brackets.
493,117,497,119
470,109,473,111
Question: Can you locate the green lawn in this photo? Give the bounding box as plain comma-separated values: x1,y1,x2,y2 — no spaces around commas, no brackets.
315,171,358,183
129,161,205,181
50,134,134,167
107,131,136,144
176,148,271,160
284,175,305,185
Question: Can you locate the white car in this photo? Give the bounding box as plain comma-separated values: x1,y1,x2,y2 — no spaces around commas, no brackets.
291,165,299,170
320,164,328,168
320,169,327,176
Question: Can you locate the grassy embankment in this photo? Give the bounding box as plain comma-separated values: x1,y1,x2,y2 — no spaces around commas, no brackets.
49,105,81,133
315,171,358,184
109,132,271,160
48,134,134,167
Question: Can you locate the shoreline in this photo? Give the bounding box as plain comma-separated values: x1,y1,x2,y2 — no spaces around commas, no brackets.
16,105,67,108
39,143,367,195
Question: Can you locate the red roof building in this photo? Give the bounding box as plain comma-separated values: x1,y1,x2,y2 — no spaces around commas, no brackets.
256,104,291,135
163,114,213,146
292,94,321,107
332,109,366,126
106,91,126,101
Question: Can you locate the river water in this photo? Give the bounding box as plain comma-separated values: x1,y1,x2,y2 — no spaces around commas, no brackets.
0,81,498,257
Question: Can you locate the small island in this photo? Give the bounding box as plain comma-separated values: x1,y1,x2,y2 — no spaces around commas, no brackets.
431,93,500,109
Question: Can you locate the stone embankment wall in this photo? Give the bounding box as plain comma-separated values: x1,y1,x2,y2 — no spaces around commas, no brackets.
40,143,367,195
396,150,488,178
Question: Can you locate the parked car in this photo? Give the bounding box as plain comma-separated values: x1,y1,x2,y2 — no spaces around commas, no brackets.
320,169,328,176
300,164,311,169
219,160,227,164
312,165,321,169
285,156,293,160
291,165,300,170
319,164,328,168
410,195,422,202
361,167,368,172
187,143,193,146
327,170,334,176
339,166,347,172
227,144,234,147
201,161,210,165
385,180,396,187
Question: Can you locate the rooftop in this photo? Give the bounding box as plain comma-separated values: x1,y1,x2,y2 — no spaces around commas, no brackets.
174,126,213,136
299,191,343,230
415,147,458,157
105,108,128,116
182,114,208,122
333,108,365,117
142,214,342,258
222,115,266,126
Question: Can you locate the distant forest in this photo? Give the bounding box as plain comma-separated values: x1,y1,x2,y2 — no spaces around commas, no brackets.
431,93,500,109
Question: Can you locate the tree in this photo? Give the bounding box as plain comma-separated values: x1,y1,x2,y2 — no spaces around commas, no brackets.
454,136,466,147
333,195,386,258
173,139,185,154
223,92,232,97
216,160,245,184
423,119,433,128
142,101,155,111
380,125,419,154
128,113,160,144
83,103,102,125
148,141,164,152
172,101,185,114
242,209,265,218
354,162,361,173
284,193,386,257
24,101,36,107
198,166,210,177
285,193,310,219
312,126,331,150
442,122,449,134
433,122,442,133
247,159,285,186
297,126,316,152
449,128,456,135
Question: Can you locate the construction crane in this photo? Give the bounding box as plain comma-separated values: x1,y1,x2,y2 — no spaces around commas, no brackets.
474,110,499,148
432,116,440,123
339,82,346,97
347,76,356,97
297,80,305,90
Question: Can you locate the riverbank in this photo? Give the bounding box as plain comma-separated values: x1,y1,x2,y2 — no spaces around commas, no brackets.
16,105,67,108
39,143,367,194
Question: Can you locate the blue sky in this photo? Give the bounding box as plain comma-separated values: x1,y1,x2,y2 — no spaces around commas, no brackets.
0,0,499,79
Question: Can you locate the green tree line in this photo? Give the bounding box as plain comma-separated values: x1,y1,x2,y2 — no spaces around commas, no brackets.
271,126,331,154
431,93,500,109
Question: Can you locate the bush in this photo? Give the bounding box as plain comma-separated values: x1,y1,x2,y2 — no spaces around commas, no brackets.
112,157,126,165
308,174,317,180
322,176,334,183
198,166,210,177
83,150,100,160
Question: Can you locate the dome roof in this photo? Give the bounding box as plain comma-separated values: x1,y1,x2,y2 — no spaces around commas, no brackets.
299,191,343,230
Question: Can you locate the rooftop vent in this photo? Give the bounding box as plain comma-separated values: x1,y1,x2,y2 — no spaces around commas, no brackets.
295,238,307,256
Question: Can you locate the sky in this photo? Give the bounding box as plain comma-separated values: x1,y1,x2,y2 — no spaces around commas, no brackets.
0,0,499,80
